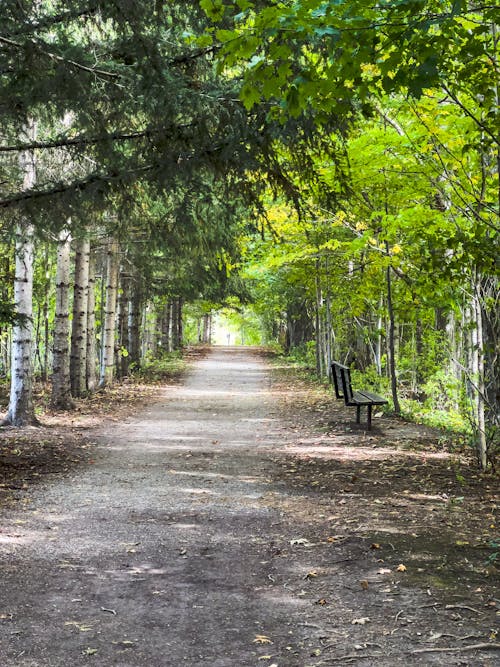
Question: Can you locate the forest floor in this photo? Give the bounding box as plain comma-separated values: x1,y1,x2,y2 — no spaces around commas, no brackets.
0,346,498,666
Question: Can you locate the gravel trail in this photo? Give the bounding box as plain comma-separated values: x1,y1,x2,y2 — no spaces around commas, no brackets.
1,347,497,667
0,347,311,666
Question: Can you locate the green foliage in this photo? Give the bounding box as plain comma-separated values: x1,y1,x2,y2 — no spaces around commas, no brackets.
132,353,186,383
488,539,499,567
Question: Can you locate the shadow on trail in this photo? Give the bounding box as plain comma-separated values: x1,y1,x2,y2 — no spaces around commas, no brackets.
0,347,497,666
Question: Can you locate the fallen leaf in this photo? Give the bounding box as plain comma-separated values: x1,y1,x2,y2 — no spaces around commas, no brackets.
396,564,407,572
253,635,272,644
360,580,369,590
305,570,318,579
315,598,328,606
370,543,381,550
352,617,371,625
82,647,98,655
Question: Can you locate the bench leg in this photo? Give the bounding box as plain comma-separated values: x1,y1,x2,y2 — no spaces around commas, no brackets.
356,405,361,423
367,404,372,430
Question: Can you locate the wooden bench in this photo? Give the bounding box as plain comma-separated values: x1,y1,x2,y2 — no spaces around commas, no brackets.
331,361,387,429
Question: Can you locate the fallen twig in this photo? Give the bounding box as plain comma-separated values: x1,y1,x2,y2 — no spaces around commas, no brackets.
101,607,117,615
412,643,500,655
317,654,382,664
445,604,482,614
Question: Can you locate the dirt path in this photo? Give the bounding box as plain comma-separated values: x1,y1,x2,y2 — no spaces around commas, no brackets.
0,347,498,666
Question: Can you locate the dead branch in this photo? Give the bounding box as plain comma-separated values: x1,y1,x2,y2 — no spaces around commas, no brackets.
445,604,482,614
412,643,500,654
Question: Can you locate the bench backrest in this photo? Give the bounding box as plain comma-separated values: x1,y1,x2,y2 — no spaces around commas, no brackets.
331,361,354,403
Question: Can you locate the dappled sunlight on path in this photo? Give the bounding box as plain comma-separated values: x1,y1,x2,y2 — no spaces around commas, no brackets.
0,347,497,667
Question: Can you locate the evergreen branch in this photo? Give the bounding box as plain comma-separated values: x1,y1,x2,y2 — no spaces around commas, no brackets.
7,5,100,37
0,125,192,153
0,165,156,208
168,44,221,65
0,35,120,81
0,138,236,208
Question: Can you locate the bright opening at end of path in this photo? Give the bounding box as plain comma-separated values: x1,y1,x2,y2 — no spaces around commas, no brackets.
211,309,262,346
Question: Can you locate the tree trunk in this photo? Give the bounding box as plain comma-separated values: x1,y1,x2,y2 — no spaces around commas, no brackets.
70,238,90,397
86,248,98,392
128,281,142,368
386,261,401,414
141,301,157,359
471,271,488,469
117,271,130,378
202,313,211,344
161,300,172,352
324,256,332,374
171,297,183,350
51,229,74,409
100,239,119,387
177,297,183,349
314,258,323,376
375,294,383,376
3,120,37,426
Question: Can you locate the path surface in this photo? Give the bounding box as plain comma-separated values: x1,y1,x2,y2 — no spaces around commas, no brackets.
0,348,497,666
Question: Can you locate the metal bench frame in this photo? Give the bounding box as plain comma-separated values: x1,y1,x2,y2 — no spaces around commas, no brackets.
331,361,388,429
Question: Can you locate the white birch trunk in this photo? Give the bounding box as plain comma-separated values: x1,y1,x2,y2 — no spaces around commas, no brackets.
99,239,119,387
4,120,36,426
51,229,73,409
70,238,90,397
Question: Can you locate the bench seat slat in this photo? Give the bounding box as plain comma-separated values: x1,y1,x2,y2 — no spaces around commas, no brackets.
347,391,376,406
357,390,387,405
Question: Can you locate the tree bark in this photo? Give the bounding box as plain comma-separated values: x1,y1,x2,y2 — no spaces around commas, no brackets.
128,280,142,369
100,239,119,387
116,271,130,378
51,229,74,409
70,237,90,397
86,248,98,392
171,297,183,350
386,259,401,414
161,300,172,352
3,120,37,426
314,258,323,376
202,312,211,344
471,270,488,470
